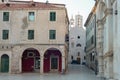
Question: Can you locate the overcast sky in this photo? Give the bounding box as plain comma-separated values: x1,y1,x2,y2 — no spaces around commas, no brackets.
34,0,95,25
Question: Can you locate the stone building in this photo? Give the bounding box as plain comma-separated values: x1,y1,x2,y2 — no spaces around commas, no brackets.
86,0,120,80
0,0,69,74
84,3,97,72
69,14,86,64
95,0,114,79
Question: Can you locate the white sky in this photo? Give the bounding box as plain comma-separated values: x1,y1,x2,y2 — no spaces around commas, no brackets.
34,0,95,26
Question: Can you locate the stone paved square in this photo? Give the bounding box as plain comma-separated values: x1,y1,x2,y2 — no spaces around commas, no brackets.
0,65,103,80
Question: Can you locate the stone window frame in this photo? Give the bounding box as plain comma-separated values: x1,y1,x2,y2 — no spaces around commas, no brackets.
50,11,56,21
2,29,9,40
49,30,56,40
28,11,35,22
3,12,9,21
28,30,34,40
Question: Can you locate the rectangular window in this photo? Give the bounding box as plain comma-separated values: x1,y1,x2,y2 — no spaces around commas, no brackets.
3,12,9,21
2,30,9,40
71,42,74,48
28,30,34,40
49,30,56,39
50,12,56,21
28,12,35,21
91,36,94,44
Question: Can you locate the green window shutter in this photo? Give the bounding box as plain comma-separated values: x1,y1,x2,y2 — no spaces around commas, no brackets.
49,30,56,39
2,30,9,40
28,12,35,21
28,30,34,40
50,12,56,21
3,12,9,21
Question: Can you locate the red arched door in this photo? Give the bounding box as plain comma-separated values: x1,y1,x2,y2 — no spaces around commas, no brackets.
22,48,40,72
44,48,62,73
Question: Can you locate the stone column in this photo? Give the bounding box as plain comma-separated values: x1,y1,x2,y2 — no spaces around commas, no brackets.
62,56,65,70
59,45,66,72
11,46,21,73
96,20,104,77
109,56,113,79
19,56,22,73
40,56,44,74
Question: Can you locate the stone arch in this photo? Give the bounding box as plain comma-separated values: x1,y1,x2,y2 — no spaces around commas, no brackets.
43,46,63,56
21,48,40,72
43,47,62,73
20,47,41,57
1,54,9,72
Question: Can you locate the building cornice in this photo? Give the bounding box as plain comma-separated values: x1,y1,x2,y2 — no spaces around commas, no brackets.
0,2,65,10
103,50,113,59
96,19,104,26
111,0,116,6
97,8,113,27
104,8,113,15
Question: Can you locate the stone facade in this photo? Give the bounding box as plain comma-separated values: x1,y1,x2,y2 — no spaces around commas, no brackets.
95,0,114,79
69,14,86,64
84,4,97,72
0,1,69,74
86,0,120,80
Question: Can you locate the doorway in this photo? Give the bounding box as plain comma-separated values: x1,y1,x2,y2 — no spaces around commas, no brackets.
1,54,9,72
22,48,40,72
51,56,58,71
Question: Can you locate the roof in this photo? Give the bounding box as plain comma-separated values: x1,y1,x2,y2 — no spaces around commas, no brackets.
84,2,97,27
0,1,65,10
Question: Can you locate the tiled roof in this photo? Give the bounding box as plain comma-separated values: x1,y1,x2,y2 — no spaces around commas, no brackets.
0,1,65,10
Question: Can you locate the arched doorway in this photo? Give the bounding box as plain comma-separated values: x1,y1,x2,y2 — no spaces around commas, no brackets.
1,54,9,72
44,48,62,73
22,48,40,72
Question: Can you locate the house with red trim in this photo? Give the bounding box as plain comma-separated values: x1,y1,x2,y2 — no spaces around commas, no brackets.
0,0,69,74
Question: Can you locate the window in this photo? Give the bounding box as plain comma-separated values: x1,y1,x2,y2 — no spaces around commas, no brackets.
71,42,74,48
90,53,92,61
2,30,9,40
71,55,73,60
27,52,34,57
65,34,69,42
76,43,81,47
28,30,34,40
3,12,9,21
78,36,80,39
91,36,94,44
84,56,86,60
2,0,4,2
49,30,56,39
28,12,35,21
78,52,80,56
50,12,56,21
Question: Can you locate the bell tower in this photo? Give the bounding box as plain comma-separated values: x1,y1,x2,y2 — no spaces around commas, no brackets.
70,15,75,28
0,0,9,3
75,14,83,27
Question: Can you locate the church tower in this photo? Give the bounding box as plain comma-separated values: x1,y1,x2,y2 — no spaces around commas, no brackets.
75,14,83,27
69,14,86,64
0,0,9,3
70,16,75,27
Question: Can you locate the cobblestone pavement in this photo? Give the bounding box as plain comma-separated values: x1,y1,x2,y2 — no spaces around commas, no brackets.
0,64,103,80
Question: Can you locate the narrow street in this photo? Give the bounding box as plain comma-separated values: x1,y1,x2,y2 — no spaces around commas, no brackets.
0,64,103,80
